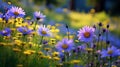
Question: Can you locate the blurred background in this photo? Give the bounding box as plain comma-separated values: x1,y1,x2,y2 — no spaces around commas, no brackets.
0,0,120,46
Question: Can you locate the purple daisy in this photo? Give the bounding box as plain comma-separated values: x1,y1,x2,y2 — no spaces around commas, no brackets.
55,38,74,52
33,11,46,20
101,46,120,58
77,26,95,42
6,6,25,18
17,27,32,35
0,28,11,36
37,25,51,36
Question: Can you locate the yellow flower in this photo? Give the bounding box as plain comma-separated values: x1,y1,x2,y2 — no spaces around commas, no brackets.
21,23,29,27
8,2,11,5
56,63,63,67
15,23,22,27
8,18,15,24
25,16,31,20
14,40,22,46
16,33,22,36
31,32,37,36
44,48,51,51
30,50,36,54
112,65,117,67
44,55,51,59
13,37,18,40
0,42,5,46
55,35,61,40
49,38,56,45
50,26,59,33
28,42,33,47
4,43,13,46
24,50,36,55
37,51,43,55
0,18,3,22
47,25,51,28
86,48,93,52
52,52,59,57
16,64,23,67
53,57,60,61
16,17,23,22
11,28,16,32
55,23,61,27
75,40,79,43
3,36,11,40
90,9,95,14
70,60,80,64
13,48,21,52
23,50,32,55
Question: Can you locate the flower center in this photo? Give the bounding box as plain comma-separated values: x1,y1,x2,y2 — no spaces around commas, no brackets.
36,17,40,20
14,12,19,15
41,31,47,35
84,32,90,38
107,50,113,54
62,44,68,49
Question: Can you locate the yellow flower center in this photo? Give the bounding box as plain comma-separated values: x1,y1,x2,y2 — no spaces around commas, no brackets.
62,44,68,49
14,12,19,15
84,32,90,38
41,31,47,35
108,50,113,54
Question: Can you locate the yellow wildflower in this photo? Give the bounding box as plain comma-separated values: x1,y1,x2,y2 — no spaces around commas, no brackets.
37,51,43,55
16,64,23,67
23,50,31,55
52,52,59,57
14,40,22,46
13,48,21,52
70,60,80,64
86,48,93,52
44,48,51,51
0,42,5,46
53,57,60,61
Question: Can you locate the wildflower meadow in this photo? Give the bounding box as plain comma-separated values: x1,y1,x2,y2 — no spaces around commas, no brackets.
0,1,120,67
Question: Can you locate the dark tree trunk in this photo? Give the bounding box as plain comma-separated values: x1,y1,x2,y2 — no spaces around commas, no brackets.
70,0,76,10
111,0,120,15
94,0,106,12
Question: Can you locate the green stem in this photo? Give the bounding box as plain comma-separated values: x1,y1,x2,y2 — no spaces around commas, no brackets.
40,36,43,45
34,21,37,30
109,56,112,67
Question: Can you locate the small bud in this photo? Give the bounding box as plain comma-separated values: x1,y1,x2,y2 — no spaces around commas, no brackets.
102,28,106,33
65,24,68,28
106,41,110,44
42,40,48,45
73,49,76,53
107,24,110,28
93,44,96,48
99,34,101,36
98,22,102,27
93,25,96,29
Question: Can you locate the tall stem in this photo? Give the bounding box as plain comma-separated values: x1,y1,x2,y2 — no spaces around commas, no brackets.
34,20,37,30
40,36,43,45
